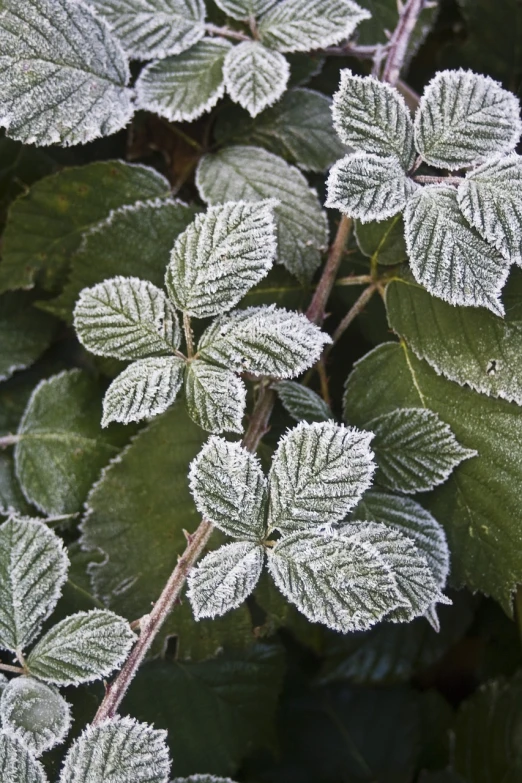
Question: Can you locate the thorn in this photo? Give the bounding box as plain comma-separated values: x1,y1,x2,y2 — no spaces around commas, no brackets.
183,529,194,544
384,28,393,40
397,0,405,13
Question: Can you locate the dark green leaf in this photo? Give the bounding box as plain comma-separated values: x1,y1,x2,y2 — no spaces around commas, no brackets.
0,292,57,381
355,215,407,266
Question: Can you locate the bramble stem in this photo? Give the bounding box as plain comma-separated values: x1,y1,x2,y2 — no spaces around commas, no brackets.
381,0,426,86
331,285,377,346
413,174,464,186
515,586,522,650
0,434,18,448
183,313,195,359
0,662,25,675
306,216,352,326
205,23,250,41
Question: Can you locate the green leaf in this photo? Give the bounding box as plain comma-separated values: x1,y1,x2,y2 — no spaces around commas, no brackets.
0,732,47,783
0,292,56,382
213,0,274,19
0,677,71,756
185,361,246,434
196,145,328,282
0,161,170,293
354,214,408,267
276,380,332,422
223,42,289,118
0,456,33,517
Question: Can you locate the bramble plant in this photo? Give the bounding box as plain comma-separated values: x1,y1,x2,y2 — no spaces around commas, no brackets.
1,0,522,781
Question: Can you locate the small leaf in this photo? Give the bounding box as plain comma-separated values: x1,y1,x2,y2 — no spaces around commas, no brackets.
188,541,264,619
136,39,232,123
185,361,246,434
0,516,69,652
166,200,277,318
276,380,332,422
267,421,375,533
0,293,56,382
59,716,170,783
74,277,181,360
0,732,47,783
224,42,289,118
0,0,133,146
404,185,509,315
102,357,186,427
259,0,370,53
414,69,522,170
213,0,274,19
198,306,331,377
27,609,135,686
0,677,71,756
326,153,416,222
354,215,408,266
189,436,267,540
332,70,415,169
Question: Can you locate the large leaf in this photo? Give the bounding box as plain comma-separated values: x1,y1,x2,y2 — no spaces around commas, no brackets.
185,361,246,434
0,0,133,147
196,146,328,282
0,677,71,756
223,42,289,118
0,293,56,382
0,732,47,783
275,380,331,423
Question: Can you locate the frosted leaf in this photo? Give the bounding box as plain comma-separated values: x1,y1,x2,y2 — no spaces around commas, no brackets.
223,42,289,118
0,732,47,783
0,0,133,147
0,678,71,757
87,0,206,59
258,0,370,53
404,186,510,316
414,70,522,170
59,716,170,783
267,421,375,533
189,436,267,540
457,154,522,265
213,0,275,20
198,306,331,377
196,146,328,282
267,530,402,633
74,277,181,360
325,153,417,223
187,541,264,619
368,408,476,494
0,517,69,652
185,360,246,434
27,610,135,686
165,201,277,318
135,39,232,123
102,357,186,427
276,380,332,423
332,71,415,169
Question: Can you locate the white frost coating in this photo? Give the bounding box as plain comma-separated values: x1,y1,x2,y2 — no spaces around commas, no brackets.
74,277,181,360
136,39,232,123
259,0,370,53
59,716,170,783
267,530,402,633
326,153,417,223
276,380,332,423
213,0,275,20
187,541,264,619
0,732,47,783
27,610,135,686
166,200,277,318
0,516,69,653
87,0,206,59
404,186,510,315
332,71,416,169
267,421,375,533
223,41,289,118
0,0,133,147
102,356,186,427
458,154,522,265
189,436,267,540
185,360,246,434
368,407,476,494
414,69,522,170
198,306,331,378
0,678,71,757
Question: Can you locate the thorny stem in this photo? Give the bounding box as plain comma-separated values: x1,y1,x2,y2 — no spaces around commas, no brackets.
306,216,353,326
380,0,426,86
324,42,389,59
205,23,250,41
331,285,377,347
413,174,464,187
183,313,195,359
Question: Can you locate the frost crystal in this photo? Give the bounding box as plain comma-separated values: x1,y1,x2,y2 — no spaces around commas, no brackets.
213,0,275,20
0,732,47,783
223,41,289,118
0,678,71,757
185,360,246,434
276,380,332,423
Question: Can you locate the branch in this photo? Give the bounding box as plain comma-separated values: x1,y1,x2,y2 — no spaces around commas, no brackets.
306,215,352,326
413,174,463,187
381,0,426,86
331,285,376,345
205,23,251,41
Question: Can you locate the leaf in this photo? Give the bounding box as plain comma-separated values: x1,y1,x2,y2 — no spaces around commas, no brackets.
0,293,56,382
404,185,509,315
223,42,289,118
355,214,408,266
189,436,267,540
165,200,277,318
198,306,331,378
414,69,522,170
59,716,170,783
188,541,264,619
0,0,133,147
267,420,375,533
276,380,332,423
0,732,47,783
196,145,328,282
74,277,181,360
88,0,206,59
457,154,522,264
267,530,401,633
102,357,186,427
0,516,69,652
332,71,416,169
136,39,232,123
213,0,275,19
0,161,170,293
0,677,71,756
326,153,417,222
258,0,370,53
185,361,245,434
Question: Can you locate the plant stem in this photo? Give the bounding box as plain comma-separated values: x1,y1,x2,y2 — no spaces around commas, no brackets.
331,285,376,346
205,23,250,41
0,662,25,675
324,42,389,59
381,0,425,86
317,361,331,407
306,215,352,326
242,382,276,452
335,274,373,287
183,313,194,359
0,434,18,448
413,174,463,186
